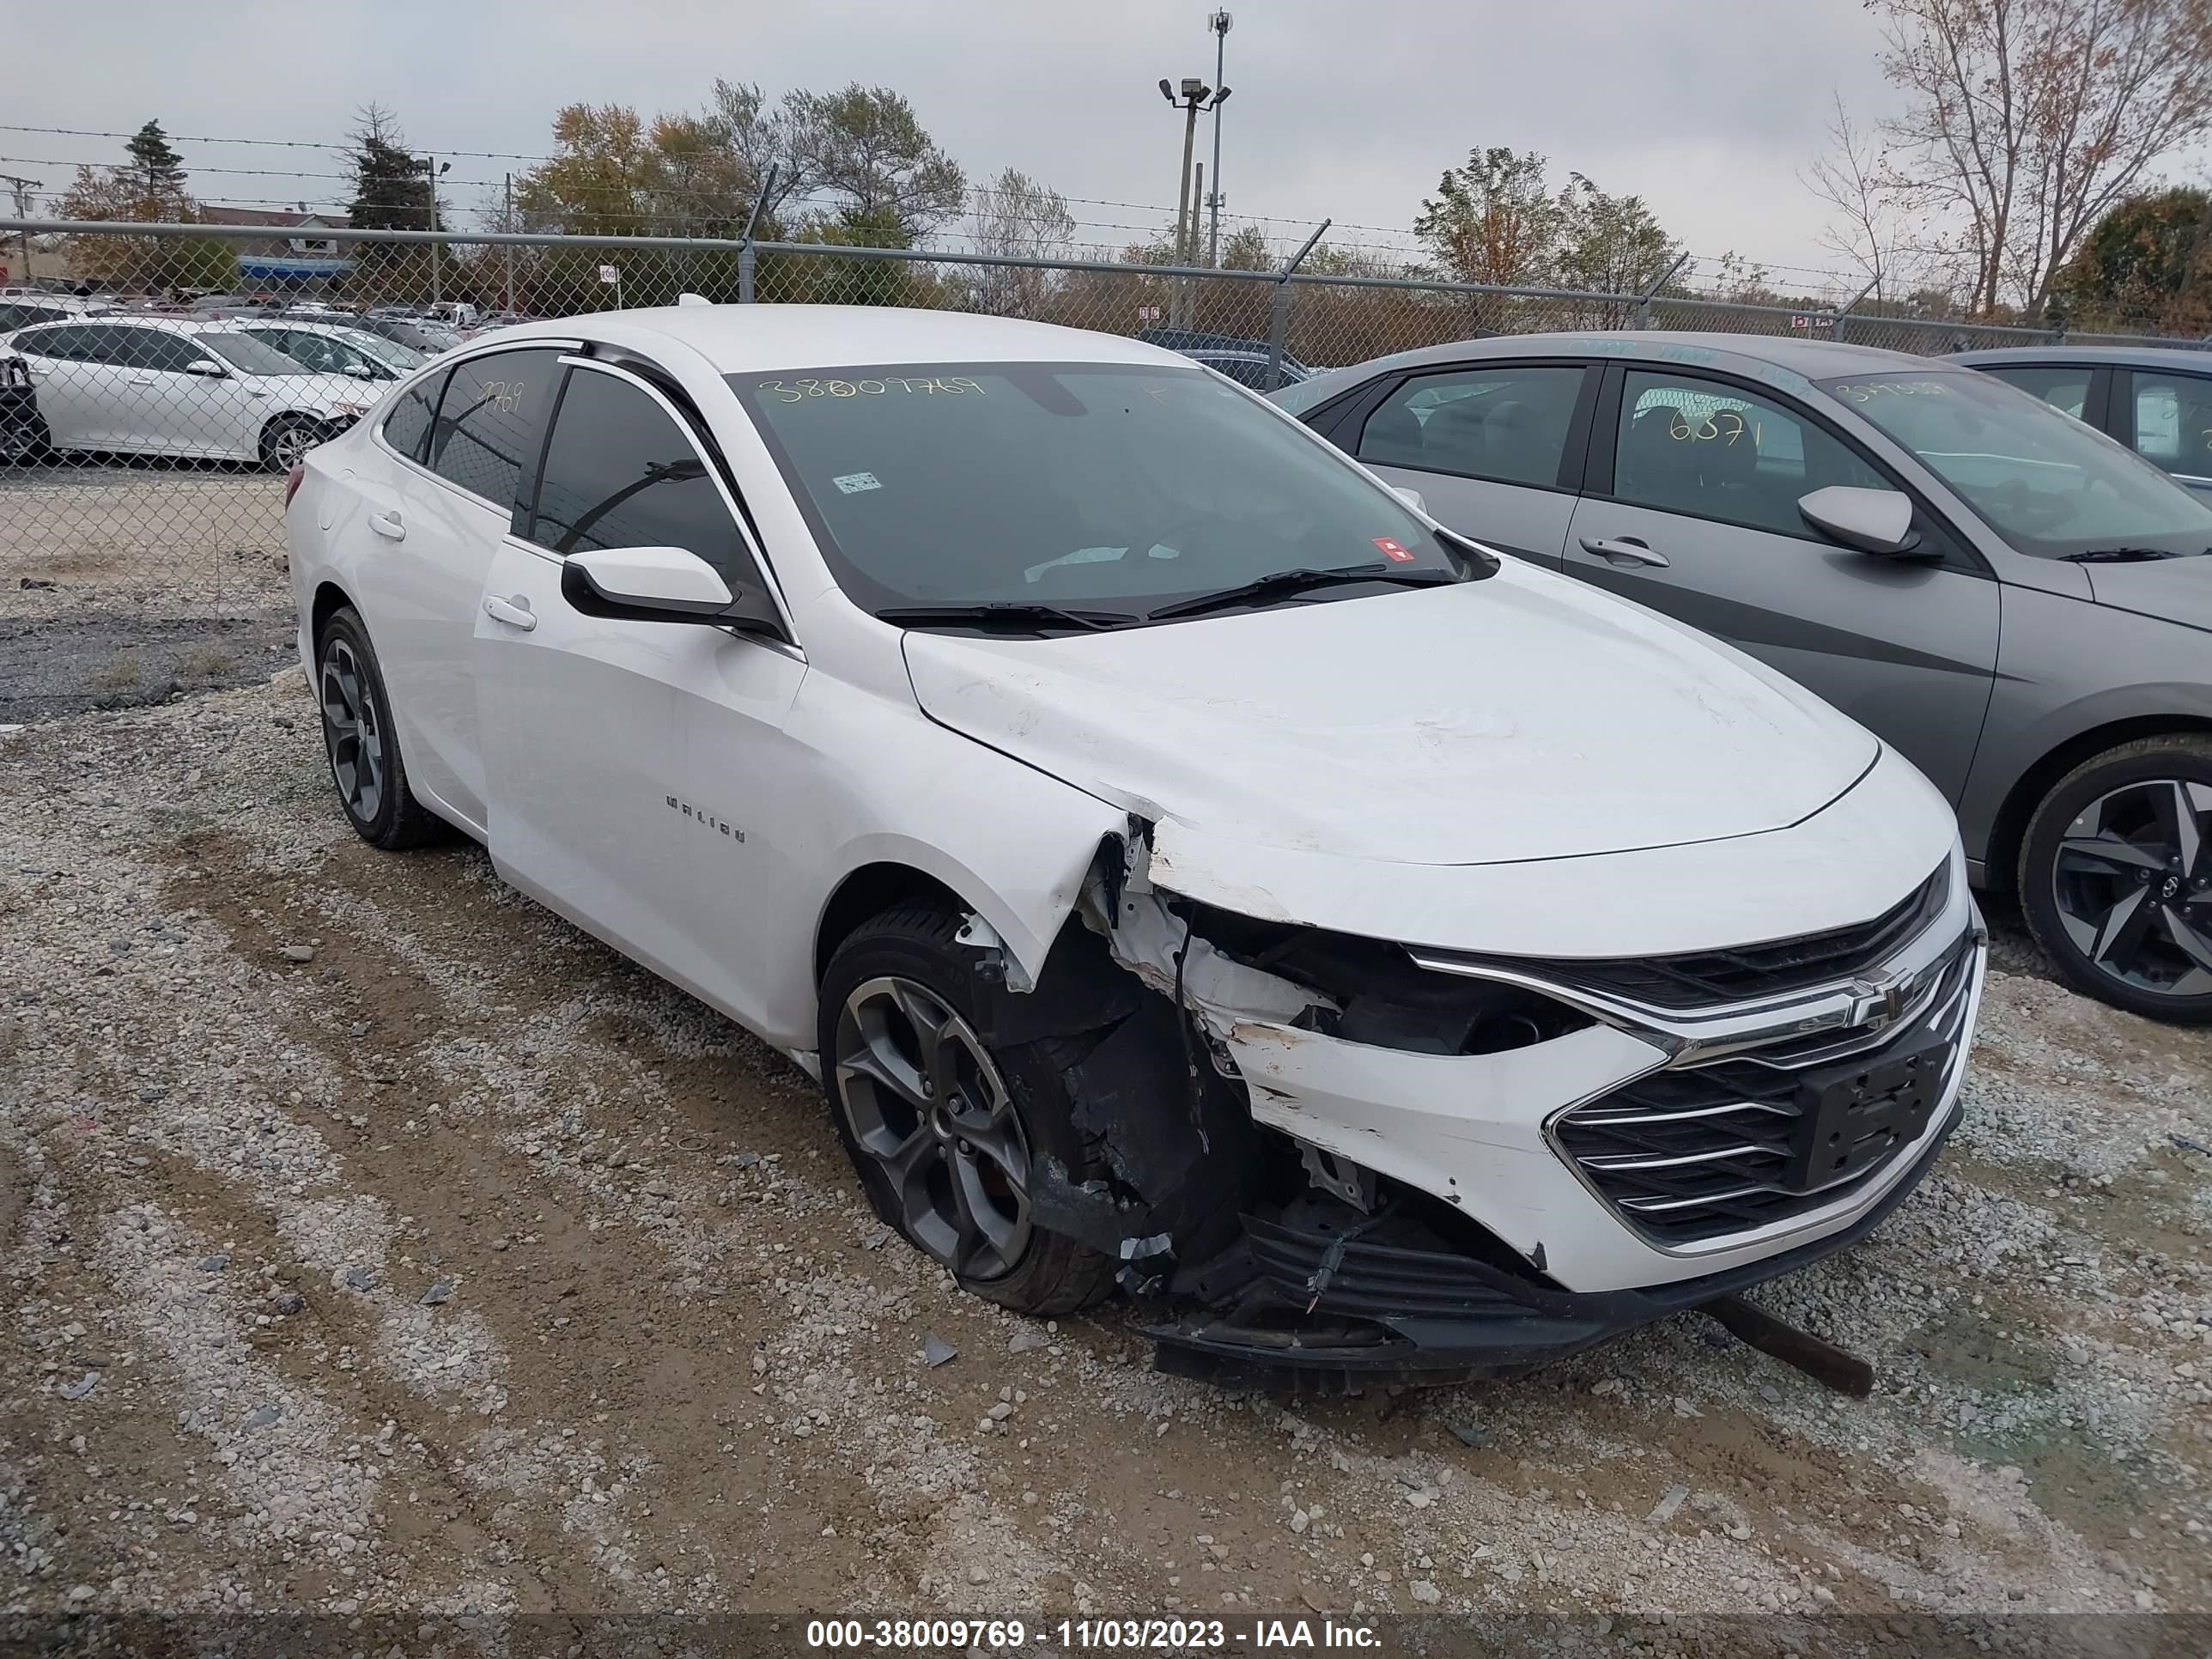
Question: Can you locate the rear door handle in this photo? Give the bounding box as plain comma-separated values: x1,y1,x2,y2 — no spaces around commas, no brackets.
483,594,537,631
1579,535,1670,568
368,510,405,541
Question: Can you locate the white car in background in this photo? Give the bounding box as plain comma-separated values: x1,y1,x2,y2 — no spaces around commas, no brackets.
1,315,384,469
283,307,1983,1385
231,319,434,385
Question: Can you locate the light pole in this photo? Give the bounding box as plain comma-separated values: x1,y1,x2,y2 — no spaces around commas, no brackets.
1206,11,1231,267
419,155,451,306
1158,76,1227,325
0,174,40,286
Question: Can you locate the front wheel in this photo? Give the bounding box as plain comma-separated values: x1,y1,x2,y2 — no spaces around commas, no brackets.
817,905,1120,1316
2019,736,2212,1023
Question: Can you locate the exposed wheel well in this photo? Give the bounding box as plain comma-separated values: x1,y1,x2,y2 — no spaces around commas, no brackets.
1984,714,2212,892
814,863,969,985
310,581,352,648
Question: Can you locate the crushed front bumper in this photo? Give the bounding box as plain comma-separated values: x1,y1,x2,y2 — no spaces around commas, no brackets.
1146,1097,1956,1391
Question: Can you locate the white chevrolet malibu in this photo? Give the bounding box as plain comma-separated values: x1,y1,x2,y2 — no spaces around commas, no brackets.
285,307,1984,1386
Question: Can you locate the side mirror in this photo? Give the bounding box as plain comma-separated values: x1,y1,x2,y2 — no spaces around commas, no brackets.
1389,484,1427,514
560,545,785,636
1797,485,1927,556
344,362,377,380
184,359,228,378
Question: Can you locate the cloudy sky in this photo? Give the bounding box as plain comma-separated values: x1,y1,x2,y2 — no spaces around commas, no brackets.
7,0,1914,290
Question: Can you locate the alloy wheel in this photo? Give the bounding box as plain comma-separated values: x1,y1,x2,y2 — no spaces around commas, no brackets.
319,638,386,823
2051,779,2212,999
831,975,1033,1280
268,422,316,470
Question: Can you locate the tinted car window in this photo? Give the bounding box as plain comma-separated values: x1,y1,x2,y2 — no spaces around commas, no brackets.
1613,371,1885,537
201,332,311,375
11,325,91,361
423,349,566,509
0,303,66,331
2130,373,2212,482
1358,365,1584,488
529,368,749,579
100,328,204,372
1822,368,2212,559
380,368,446,465
1979,365,2091,421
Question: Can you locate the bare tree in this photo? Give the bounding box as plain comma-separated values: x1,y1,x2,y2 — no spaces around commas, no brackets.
967,167,1075,316
1802,94,1954,305
1858,0,2212,319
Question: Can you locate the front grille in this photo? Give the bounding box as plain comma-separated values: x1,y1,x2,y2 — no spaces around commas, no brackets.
1554,935,1976,1246
1513,863,1949,1011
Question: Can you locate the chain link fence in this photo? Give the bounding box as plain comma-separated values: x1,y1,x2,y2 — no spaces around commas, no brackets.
2,219,2206,644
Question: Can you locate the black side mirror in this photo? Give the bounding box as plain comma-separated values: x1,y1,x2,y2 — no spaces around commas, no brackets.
559,546,786,639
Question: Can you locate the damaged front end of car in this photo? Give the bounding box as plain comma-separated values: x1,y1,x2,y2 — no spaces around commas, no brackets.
958,819,1984,1395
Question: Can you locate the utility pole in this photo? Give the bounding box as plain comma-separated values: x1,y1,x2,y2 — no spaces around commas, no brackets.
1206,11,1231,267
418,154,450,307
503,173,516,316
0,174,40,285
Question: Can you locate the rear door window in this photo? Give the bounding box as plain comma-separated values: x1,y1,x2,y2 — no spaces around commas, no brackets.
1356,365,1587,488
380,367,447,465
422,348,567,511
1978,365,2093,422
2127,372,2212,483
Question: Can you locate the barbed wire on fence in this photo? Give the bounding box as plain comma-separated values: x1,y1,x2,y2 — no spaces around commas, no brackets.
0,219,2204,629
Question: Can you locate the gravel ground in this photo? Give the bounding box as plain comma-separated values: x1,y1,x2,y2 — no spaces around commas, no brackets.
0,465,293,722
1,675,2208,1650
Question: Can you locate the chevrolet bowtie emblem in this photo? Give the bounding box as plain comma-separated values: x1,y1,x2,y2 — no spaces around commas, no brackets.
1848,969,1910,1030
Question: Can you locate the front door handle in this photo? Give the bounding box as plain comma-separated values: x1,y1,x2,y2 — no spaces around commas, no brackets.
368,510,405,541
483,594,537,632
1580,535,1671,568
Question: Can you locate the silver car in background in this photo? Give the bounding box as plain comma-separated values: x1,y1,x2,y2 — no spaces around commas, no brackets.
1274,331,2212,1023
1948,344,2212,496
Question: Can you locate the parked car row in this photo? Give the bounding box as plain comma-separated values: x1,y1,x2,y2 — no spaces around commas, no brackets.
0,315,390,468
283,306,1990,1386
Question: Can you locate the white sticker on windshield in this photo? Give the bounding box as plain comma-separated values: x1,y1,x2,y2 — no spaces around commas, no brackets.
833,471,882,495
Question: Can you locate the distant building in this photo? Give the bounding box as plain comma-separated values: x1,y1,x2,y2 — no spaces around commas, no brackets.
198,206,354,287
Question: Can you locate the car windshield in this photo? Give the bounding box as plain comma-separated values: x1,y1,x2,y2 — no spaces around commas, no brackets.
201,332,311,375
734,362,1460,618
1818,369,2212,559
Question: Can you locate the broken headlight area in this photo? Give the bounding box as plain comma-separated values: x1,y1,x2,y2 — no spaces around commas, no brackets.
1178,902,1593,1056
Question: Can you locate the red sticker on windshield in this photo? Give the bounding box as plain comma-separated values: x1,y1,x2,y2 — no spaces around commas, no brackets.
1373,537,1414,562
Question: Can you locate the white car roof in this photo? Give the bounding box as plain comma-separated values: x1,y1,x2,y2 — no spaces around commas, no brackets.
483,305,1194,375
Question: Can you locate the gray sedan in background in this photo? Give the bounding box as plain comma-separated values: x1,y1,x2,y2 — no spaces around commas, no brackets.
1274,331,2212,1023
1948,343,2212,495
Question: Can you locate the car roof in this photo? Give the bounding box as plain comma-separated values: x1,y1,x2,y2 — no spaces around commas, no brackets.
1279,328,1952,409
1947,343,2212,372
19,313,228,337
480,305,1193,375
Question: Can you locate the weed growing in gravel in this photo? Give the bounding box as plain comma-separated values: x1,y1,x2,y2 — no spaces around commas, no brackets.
87,652,143,691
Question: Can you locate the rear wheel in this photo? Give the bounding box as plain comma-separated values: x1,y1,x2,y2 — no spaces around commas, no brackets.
2019,736,2212,1024
818,905,1119,1316
315,606,446,850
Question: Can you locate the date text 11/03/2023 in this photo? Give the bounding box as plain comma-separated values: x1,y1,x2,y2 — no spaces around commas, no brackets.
803,1617,1384,1650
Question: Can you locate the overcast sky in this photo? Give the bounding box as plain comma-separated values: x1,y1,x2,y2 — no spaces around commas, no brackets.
8,0,1918,289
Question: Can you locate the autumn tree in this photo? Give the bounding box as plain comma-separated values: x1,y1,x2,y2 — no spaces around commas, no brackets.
967,167,1076,316
1825,0,2212,320
1414,148,1564,288
793,84,966,245
2057,185,2212,332
56,122,198,288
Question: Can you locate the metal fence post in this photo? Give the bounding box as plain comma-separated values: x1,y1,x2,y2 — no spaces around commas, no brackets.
1634,252,1692,330
1830,275,1881,344
738,167,777,306
1267,220,1330,392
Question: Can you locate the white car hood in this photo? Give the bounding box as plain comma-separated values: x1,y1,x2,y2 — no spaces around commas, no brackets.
901,562,1880,868
264,371,385,408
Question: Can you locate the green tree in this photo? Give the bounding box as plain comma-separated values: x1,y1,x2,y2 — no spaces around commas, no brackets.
2056,186,2212,333
125,121,185,193
1413,148,1564,287
347,105,435,231
1554,173,1680,296
792,85,965,243
1218,223,1273,271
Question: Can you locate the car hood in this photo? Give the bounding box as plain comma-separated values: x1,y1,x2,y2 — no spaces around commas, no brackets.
2086,557,2212,633
901,562,1882,867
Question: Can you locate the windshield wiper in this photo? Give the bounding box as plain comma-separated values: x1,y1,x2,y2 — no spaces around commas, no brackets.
873,601,1145,633
1146,562,1461,622
2062,547,2197,563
